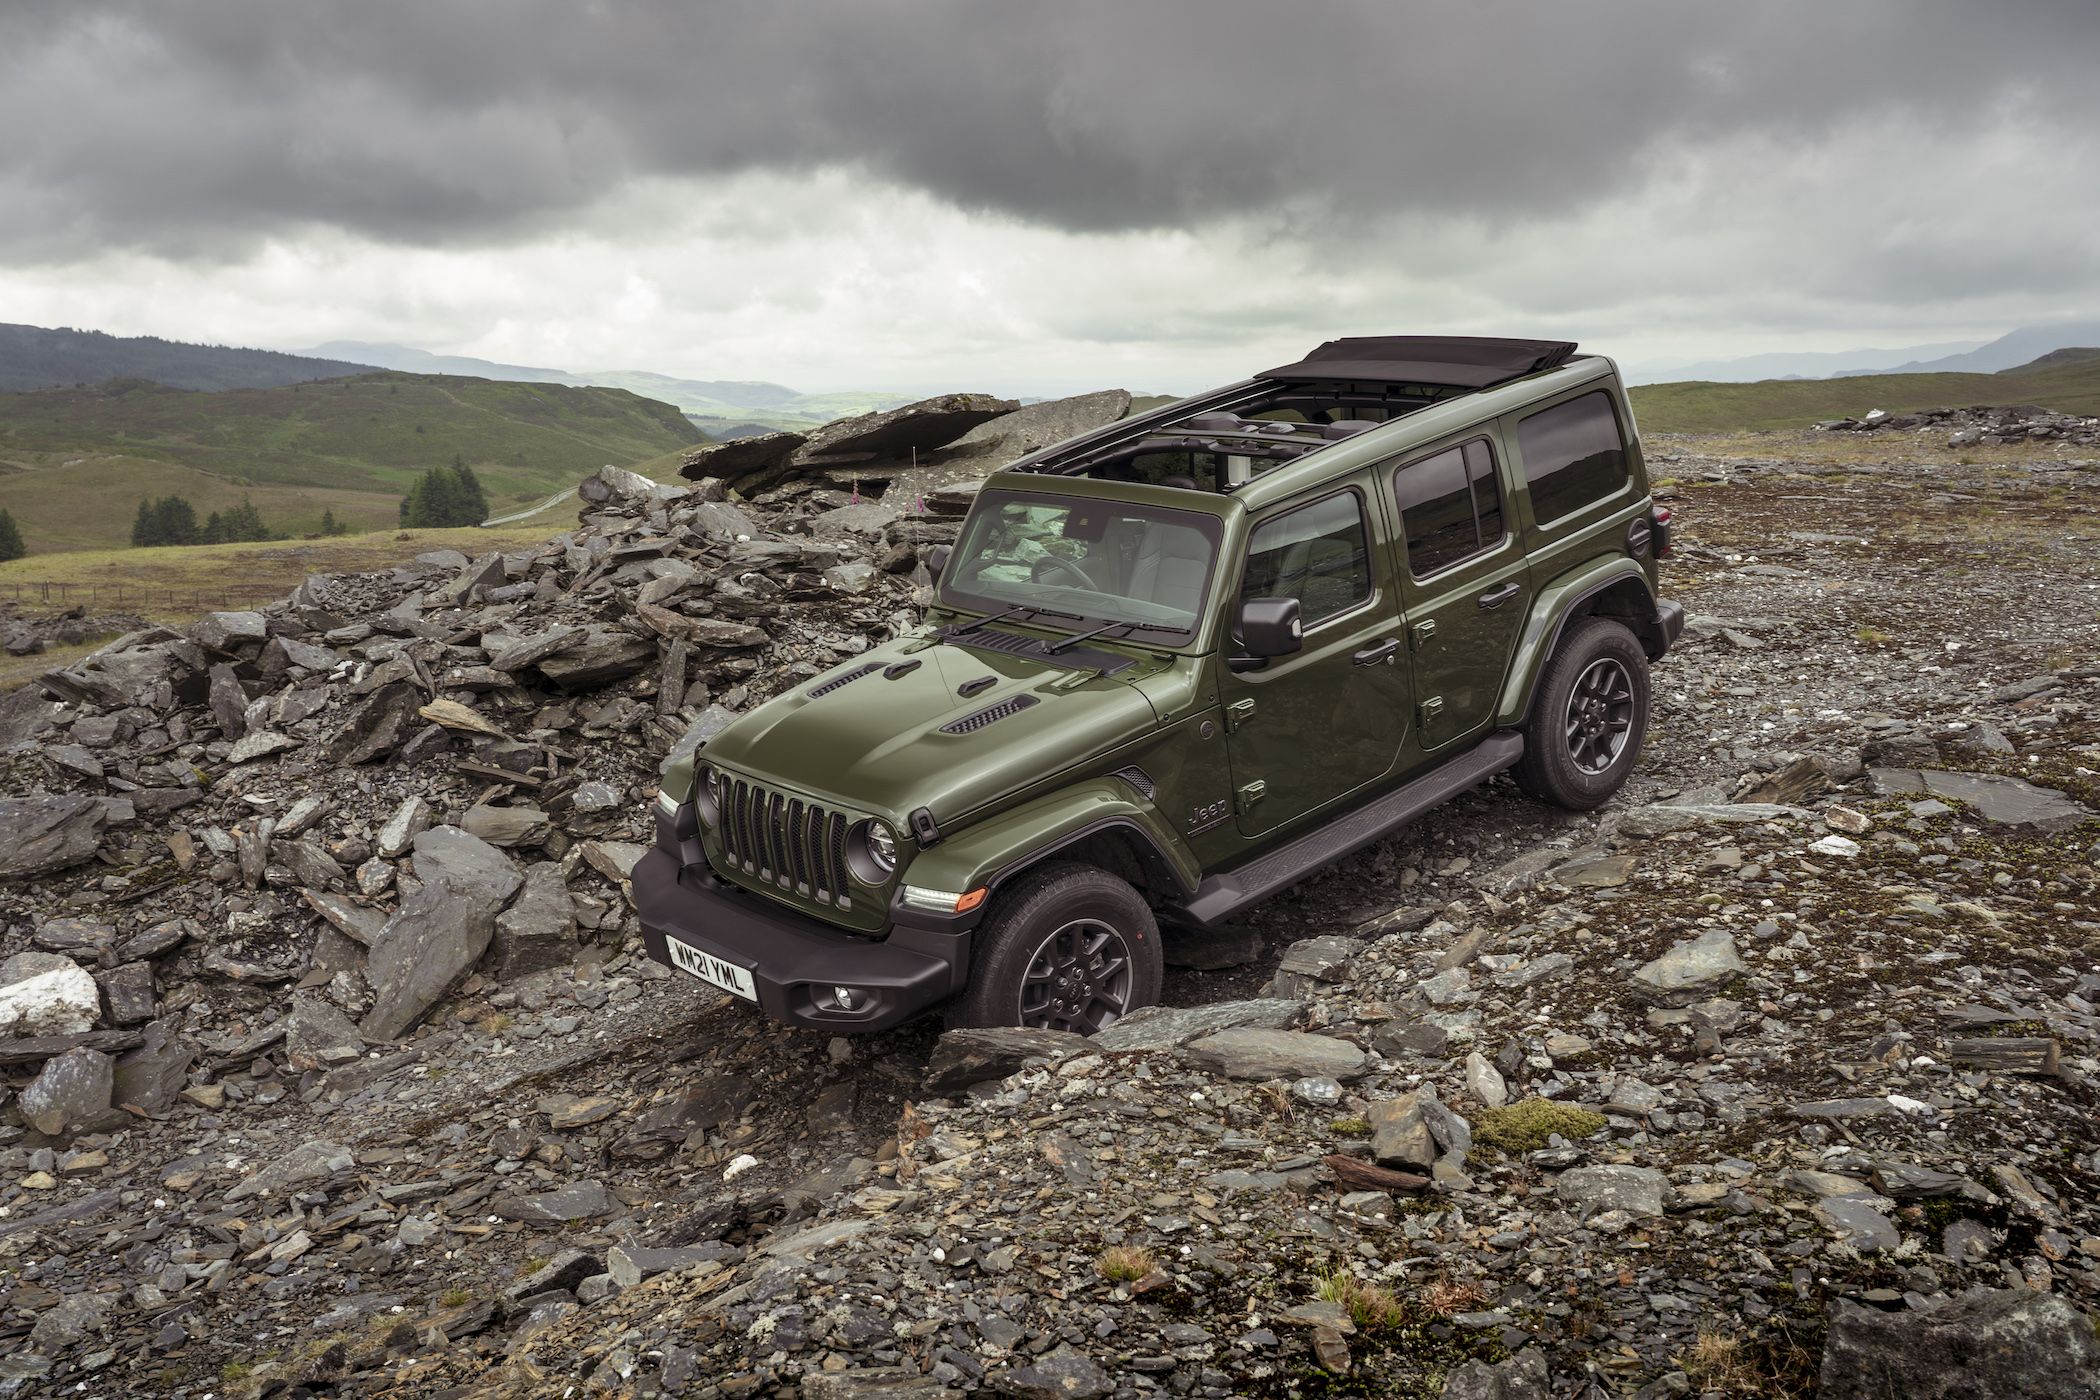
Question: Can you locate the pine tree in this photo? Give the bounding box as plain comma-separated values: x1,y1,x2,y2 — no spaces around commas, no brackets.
399,463,487,527
0,509,25,562
319,508,346,537
131,498,159,547
144,496,198,546
199,511,227,545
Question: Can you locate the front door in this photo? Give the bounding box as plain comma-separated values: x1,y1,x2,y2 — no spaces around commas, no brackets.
1220,484,1411,838
1385,435,1529,750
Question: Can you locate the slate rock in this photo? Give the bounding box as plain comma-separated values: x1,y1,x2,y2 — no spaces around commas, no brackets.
803,1370,959,1400
491,1179,618,1223
19,1047,115,1136
1816,1196,1901,1252
489,862,578,980
1369,1089,1439,1170
680,430,807,486
1556,1164,1668,1218
0,795,105,879
535,627,656,689
27,1291,111,1351
225,1139,355,1203
189,610,268,653
360,826,522,1040
1818,1288,2100,1400
995,1343,1114,1400
1631,930,1744,1006
1440,1348,1549,1400
926,1027,1091,1093
286,994,365,1070
607,1244,729,1288
1867,767,2093,834
1092,998,1306,1053
1617,801,1808,838
111,1022,196,1115
460,803,553,848
1183,1028,1367,1082
325,681,425,765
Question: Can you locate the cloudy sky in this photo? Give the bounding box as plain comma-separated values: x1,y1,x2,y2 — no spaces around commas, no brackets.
2,1,2097,396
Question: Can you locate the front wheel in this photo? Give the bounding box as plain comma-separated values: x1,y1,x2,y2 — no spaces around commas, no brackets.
950,863,1163,1034
1514,617,1651,811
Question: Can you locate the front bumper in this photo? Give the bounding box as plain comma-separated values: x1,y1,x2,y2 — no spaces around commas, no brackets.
633,834,976,1033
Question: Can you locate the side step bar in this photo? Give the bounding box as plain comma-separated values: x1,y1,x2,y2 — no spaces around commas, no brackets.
1167,731,1525,929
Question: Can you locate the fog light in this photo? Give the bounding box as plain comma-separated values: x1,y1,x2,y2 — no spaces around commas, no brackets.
833,986,858,1011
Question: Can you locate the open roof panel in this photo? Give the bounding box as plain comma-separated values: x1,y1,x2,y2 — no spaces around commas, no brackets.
1261,335,1579,390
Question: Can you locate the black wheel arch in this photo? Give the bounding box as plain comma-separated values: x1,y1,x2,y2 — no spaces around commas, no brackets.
984,818,1194,908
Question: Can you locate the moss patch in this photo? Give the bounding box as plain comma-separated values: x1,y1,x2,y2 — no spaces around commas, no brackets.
1469,1099,1607,1162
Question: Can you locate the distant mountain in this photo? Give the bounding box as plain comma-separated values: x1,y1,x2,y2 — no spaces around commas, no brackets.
293,339,904,426
1833,321,2100,377
1630,339,1983,385
0,323,377,393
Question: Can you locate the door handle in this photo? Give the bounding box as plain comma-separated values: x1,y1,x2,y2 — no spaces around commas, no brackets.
1476,582,1522,610
1352,638,1402,666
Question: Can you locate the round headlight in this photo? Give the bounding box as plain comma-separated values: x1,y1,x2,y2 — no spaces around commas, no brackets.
845,819,899,884
694,764,722,826
864,821,897,875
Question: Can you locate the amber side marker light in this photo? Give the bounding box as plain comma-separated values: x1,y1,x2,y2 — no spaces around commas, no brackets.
955,887,988,913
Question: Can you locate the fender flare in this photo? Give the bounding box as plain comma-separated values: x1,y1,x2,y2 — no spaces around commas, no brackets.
905,780,1199,903
1495,556,1658,726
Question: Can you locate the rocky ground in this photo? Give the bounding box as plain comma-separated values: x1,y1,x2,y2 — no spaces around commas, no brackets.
0,415,2096,1399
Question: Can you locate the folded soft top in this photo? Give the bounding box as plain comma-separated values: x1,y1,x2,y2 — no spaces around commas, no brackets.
1262,335,1579,389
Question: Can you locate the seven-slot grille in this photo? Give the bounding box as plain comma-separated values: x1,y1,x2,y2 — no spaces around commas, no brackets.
717,776,853,908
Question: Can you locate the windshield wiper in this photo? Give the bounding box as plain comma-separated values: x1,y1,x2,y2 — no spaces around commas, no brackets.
951,605,1030,635
1043,620,1136,655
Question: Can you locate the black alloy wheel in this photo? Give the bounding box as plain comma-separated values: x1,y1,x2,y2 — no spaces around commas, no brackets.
1018,918,1135,1033
1565,656,1636,774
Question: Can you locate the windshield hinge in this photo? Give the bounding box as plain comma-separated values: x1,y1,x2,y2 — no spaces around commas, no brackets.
1408,618,1437,650
1225,698,1256,731
1235,780,1266,813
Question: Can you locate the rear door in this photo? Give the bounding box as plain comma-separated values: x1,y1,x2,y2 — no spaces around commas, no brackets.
1385,434,1529,751
1219,482,1411,838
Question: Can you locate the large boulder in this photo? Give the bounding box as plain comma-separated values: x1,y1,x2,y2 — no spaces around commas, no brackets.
1181,1028,1367,1081
488,862,578,980
1818,1288,2100,1399
925,1026,1090,1093
679,431,807,487
359,827,523,1040
0,952,101,1037
534,627,656,690
0,795,106,880
834,389,1132,495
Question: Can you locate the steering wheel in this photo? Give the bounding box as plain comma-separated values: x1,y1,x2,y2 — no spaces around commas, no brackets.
1031,555,1100,590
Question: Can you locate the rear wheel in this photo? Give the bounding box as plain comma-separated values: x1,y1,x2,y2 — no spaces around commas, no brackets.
1514,617,1650,810
950,863,1162,1034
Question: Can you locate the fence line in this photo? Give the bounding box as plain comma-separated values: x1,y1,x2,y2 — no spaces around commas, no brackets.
2,580,287,613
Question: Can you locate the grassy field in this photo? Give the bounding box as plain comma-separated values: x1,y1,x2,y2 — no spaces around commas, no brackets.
1627,348,2100,434
0,522,562,620
0,371,701,554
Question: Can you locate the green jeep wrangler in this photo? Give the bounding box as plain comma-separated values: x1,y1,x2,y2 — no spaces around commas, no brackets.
637,336,1681,1034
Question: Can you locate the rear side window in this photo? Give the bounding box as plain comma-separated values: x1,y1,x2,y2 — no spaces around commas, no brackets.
1241,492,1371,626
1516,391,1630,524
1394,439,1505,577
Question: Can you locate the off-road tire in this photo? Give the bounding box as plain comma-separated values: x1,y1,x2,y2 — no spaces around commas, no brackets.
949,862,1163,1035
1514,616,1650,811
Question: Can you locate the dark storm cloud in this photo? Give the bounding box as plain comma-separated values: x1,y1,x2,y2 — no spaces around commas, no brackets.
2,0,2096,257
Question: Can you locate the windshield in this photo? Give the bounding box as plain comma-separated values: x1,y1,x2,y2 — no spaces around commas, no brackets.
939,489,1224,638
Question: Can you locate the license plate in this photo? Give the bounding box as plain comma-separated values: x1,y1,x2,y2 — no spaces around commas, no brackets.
665,936,758,1001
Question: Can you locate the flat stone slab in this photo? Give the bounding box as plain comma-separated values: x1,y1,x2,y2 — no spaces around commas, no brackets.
1819,1287,2100,1400
925,1026,1089,1093
1181,1028,1366,1081
1093,999,1306,1053
491,1179,618,1223
1618,801,1810,837
1868,768,2093,833
1556,1164,1668,1218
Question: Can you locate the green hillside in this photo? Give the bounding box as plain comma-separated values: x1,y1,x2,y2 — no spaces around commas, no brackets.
0,322,376,393
0,371,703,555
1628,349,2100,434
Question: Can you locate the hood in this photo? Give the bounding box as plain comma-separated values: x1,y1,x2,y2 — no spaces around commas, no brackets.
700,629,1165,826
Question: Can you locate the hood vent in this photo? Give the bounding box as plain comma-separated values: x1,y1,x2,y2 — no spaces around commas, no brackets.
1112,766,1157,800
807,663,882,699
940,693,1039,735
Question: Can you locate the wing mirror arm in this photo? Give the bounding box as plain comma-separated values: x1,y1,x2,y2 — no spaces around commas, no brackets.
1229,596,1302,673
925,545,951,582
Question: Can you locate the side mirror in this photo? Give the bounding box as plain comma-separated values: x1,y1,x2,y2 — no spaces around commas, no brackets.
925,545,951,582
1231,596,1302,671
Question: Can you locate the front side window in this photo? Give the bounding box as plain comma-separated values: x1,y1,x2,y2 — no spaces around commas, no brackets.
1394,438,1505,577
1240,492,1372,627
940,490,1222,635
1516,391,1630,524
